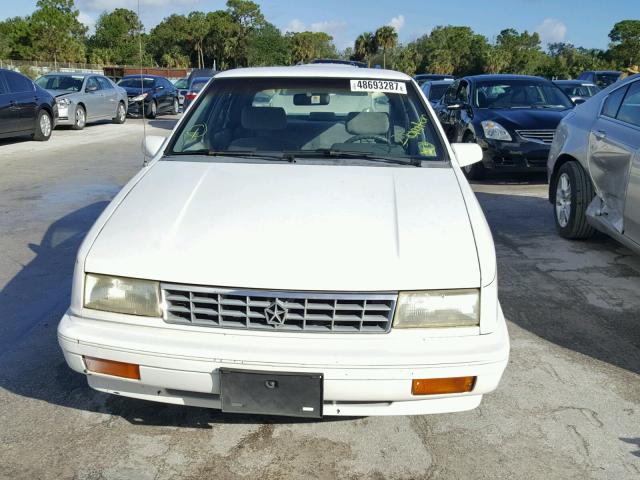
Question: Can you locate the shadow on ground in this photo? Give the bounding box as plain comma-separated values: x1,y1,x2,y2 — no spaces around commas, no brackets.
476,191,640,377
0,203,353,427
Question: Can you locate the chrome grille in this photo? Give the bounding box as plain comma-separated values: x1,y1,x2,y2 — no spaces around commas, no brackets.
516,129,556,144
162,284,396,333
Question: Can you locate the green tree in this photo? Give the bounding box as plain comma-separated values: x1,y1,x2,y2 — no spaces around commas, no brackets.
0,17,35,59
247,23,290,66
89,8,143,65
375,26,397,69
493,28,543,74
415,26,488,76
226,0,265,67
30,0,87,65
288,31,336,64
186,11,209,68
354,32,377,67
608,20,640,67
147,14,190,66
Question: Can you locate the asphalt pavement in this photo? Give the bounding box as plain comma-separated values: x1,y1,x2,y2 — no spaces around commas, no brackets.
0,117,638,479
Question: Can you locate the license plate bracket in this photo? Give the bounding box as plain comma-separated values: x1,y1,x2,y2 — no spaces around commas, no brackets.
220,369,323,418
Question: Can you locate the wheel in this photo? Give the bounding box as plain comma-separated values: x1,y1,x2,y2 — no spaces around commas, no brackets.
461,133,485,180
32,110,52,141
113,102,126,124
554,161,595,239
171,97,179,115
145,100,157,119
71,105,86,130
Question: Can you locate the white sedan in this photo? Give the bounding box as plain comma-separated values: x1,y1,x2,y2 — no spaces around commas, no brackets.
58,66,509,418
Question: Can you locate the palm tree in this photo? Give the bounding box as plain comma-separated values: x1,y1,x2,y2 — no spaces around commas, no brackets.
375,26,398,69
354,32,377,67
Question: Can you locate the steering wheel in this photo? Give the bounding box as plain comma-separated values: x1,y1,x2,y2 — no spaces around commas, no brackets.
345,134,389,144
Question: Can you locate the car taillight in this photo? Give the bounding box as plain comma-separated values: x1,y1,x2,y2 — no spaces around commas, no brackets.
185,92,198,100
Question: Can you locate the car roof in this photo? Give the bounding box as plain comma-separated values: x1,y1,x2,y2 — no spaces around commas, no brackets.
42,72,92,77
423,79,455,85
215,65,411,81
584,70,620,74
554,80,596,86
465,74,550,82
122,74,163,79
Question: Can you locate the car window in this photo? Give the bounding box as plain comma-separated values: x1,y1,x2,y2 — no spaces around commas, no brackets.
473,80,573,109
616,81,640,127
174,78,188,89
97,77,113,90
86,77,101,91
35,75,84,92
169,77,446,164
427,84,449,101
443,81,459,105
5,71,33,93
0,74,7,95
601,85,628,118
118,77,155,89
457,81,469,103
595,73,620,88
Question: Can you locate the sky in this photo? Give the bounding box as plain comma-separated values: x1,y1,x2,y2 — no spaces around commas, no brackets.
0,0,636,51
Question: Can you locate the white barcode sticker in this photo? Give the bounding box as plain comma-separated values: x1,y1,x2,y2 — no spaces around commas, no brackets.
350,79,407,94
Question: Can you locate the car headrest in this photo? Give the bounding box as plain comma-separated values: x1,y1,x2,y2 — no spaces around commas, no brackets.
241,106,287,131
346,112,390,136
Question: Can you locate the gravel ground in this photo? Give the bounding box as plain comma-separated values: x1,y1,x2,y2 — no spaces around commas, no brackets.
0,118,638,479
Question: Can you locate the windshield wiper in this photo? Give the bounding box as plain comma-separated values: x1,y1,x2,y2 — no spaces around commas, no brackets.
167,150,295,162
285,149,423,167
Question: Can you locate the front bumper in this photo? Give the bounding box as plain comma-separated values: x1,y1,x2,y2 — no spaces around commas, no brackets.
58,306,509,416
127,99,147,116
477,137,550,172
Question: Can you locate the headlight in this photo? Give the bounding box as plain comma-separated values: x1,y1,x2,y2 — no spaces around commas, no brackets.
131,93,148,102
481,120,512,141
84,274,161,317
393,289,480,328
56,98,70,107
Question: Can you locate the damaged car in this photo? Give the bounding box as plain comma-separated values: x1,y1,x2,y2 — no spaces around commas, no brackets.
35,73,127,129
548,73,640,253
58,65,509,418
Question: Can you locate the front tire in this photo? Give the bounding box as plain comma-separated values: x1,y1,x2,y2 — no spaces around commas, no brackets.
145,100,157,119
461,133,485,180
113,102,126,124
32,110,52,141
554,161,595,239
171,97,179,115
71,105,86,130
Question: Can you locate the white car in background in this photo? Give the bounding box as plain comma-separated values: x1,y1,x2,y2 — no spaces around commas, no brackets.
58,66,509,418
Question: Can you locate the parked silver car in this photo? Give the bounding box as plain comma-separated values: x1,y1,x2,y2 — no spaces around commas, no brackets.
35,73,127,130
548,73,640,254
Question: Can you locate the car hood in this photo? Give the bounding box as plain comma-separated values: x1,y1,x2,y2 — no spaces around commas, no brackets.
478,108,570,130
86,161,481,291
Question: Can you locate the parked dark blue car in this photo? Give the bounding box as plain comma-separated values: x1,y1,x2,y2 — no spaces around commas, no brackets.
436,74,575,179
0,68,58,141
117,74,179,118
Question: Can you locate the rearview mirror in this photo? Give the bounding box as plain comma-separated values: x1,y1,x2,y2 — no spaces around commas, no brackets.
85,85,98,93
293,93,330,106
142,135,167,159
451,143,483,168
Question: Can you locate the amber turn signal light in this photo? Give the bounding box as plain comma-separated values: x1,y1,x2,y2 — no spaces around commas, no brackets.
411,376,476,395
84,357,140,380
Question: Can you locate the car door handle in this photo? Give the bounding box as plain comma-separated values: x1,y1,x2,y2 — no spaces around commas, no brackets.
593,130,607,140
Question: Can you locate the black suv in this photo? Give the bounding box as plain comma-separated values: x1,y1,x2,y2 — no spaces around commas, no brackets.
117,74,179,118
0,68,58,141
436,74,574,179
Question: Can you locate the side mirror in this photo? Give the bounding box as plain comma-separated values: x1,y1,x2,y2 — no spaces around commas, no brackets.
571,96,586,105
142,135,167,159
451,142,483,168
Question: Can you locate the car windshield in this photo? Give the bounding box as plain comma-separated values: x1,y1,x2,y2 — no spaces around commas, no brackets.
118,77,155,88
474,80,573,109
595,73,620,88
35,75,84,92
174,78,188,89
168,77,446,165
559,84,599,98
190,78,209,92
426,84,450,101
